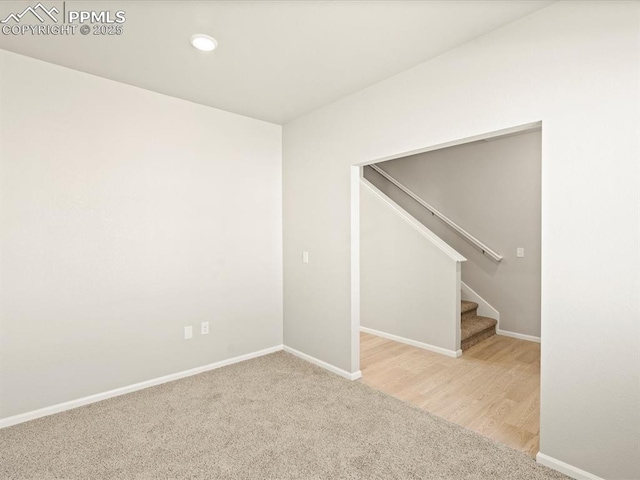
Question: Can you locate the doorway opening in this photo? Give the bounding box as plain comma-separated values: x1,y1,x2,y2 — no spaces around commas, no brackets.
350,122,542,456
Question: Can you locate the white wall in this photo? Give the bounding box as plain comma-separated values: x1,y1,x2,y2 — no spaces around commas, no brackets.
0,50,283,419
365,130,542,338
283,2,639,479
360,180,463,354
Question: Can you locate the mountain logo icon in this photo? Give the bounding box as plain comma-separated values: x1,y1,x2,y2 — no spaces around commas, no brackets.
1,3,59,24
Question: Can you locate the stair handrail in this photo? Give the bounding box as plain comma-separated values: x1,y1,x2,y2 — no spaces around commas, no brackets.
369,164,503,263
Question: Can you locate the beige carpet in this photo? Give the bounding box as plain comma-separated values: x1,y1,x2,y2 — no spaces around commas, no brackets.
461,301,498,350
0,352,567,479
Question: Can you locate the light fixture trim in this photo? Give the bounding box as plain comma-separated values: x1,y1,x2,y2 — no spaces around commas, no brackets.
190,34,218,52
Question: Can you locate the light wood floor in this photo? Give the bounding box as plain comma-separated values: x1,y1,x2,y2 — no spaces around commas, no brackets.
360,332,541,457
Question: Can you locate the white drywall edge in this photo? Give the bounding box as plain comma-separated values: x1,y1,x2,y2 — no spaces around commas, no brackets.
360,178,466,263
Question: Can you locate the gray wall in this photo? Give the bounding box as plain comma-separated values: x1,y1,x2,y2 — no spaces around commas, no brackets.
0,51,283,419
364,130,541,337
283,3,639,478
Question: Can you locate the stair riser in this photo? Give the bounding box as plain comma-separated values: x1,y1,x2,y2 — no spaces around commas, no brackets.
461,309,478,321
461,327,496,351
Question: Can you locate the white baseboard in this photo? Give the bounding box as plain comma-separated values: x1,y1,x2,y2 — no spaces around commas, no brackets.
536,452,604,480
283,345,362,380
360,326,461,358
0,344,284,430
497,329,541,343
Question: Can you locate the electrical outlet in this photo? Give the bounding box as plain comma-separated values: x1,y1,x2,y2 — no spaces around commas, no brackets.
201,321,209,335
516,247,525,258
184,326,193,340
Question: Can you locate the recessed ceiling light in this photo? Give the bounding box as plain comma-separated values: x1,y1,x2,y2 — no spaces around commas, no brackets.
190,34,218,52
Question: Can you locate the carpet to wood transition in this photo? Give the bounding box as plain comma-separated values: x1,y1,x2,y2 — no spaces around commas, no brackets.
0,352,567,479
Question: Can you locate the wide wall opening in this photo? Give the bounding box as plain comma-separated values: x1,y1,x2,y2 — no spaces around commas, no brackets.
352,122,542,456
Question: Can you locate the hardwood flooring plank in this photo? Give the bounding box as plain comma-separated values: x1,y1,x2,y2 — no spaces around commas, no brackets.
359,331,540,457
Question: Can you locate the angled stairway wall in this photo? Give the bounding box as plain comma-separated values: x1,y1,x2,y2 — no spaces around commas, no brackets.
360,179,465,356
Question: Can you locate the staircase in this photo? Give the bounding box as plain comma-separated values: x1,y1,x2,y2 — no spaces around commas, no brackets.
461,301,497,351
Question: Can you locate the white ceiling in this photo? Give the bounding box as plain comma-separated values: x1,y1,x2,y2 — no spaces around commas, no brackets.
0,1,555,124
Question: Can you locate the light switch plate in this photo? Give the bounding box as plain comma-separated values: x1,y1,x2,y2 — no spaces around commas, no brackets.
302,251,309,264
517,247,525,258
184,326,193,340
